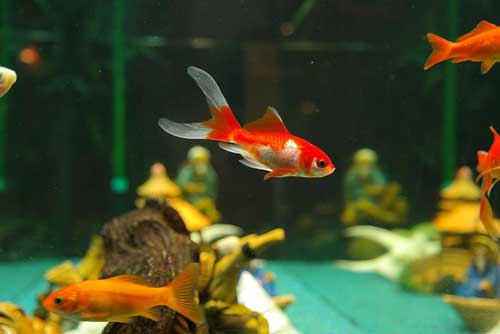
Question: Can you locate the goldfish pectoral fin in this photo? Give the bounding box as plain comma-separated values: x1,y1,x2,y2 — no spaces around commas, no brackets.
141,307,162,322
452,57,468,63
263,168,296,180
108,316,133,323
239,157,272,172
481,61,496,74
165,263,203,324
80,311,110,320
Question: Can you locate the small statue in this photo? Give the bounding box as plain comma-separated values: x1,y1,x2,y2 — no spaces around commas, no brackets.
199,229,286,334
341,148,408,226
455,235,500,298
136,162,212,232
440,166,482,211
176,146,221,222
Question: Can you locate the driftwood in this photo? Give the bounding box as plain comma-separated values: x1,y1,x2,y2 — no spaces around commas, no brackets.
100,200,201,334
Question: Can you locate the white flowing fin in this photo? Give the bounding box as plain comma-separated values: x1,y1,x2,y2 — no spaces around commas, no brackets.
239,158,271,172
218,142,246,155
158,119,210,139
488,178,500,197
187,66,228,109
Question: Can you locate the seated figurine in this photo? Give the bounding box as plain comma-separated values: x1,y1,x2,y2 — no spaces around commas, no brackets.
176,146,221,222
341,148,408,226
455,235,500,299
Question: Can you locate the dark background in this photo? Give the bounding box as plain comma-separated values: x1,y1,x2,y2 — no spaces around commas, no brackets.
1,0,500,260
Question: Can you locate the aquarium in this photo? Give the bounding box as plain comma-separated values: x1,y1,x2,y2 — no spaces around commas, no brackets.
2,1,500,333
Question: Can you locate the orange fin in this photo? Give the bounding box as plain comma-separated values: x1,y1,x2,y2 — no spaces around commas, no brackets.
424,33,453,70
491,126,500,139
456,20,498,42
452,57,468,63
480,195,499,240
106,275,154,287
477,166,500,184
164,263,203,324
81,311,110,320
477,150,489,173
158,67,241,142
264,168,296,180
244,107,288,133
481,61,496,74
108,316,133,323
141,307,162,322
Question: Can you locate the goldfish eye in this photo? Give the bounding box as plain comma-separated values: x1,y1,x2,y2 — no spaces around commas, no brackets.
317,159,327,168
54,297,63,305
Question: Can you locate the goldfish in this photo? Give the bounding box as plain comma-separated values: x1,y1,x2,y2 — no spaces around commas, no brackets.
42,263,203,324
476,127,500,239
0,66,16,97
424,20,500,74
159,67,335,180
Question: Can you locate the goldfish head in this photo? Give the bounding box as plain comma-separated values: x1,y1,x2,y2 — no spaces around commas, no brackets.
42,286,80,316
302,145,335,178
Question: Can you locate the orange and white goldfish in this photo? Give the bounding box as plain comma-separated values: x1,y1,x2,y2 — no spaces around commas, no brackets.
159,67,335,180
477,127,500,239
424,20,500,74
0,66,16,97
42,263,203,324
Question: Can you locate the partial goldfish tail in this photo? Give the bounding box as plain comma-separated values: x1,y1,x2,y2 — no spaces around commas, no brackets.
424,33,453,70
480,195,499,240
477,150,489,174
159,67,241,142
162,263,203,324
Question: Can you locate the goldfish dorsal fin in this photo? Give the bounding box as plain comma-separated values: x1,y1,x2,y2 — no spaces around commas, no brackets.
244,107,288,133
106,275,154,287
457,20,499,42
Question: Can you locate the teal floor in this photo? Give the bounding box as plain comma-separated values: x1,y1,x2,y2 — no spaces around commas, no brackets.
0,259,467,334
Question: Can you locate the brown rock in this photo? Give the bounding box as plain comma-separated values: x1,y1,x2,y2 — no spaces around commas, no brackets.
100,200,201,334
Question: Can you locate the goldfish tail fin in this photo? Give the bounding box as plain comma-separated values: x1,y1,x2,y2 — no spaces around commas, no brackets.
163,263,203,324
424,33,453,70
159,67,241,142
480,195,499,240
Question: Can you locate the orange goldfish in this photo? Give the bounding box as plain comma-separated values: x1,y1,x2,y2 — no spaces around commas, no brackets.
477,127,500,239
424,20,500,74
159,67,335,180
0,66,16,97
42,263,203,324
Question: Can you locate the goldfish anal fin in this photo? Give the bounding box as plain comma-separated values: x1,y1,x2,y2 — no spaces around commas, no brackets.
481,61,496,74
244,107,289,134
452,57,468,63
164,263,203,324
264,168,296,180
109,316,133,323
456,20,499,42
106,275,154,287
141,307,162,322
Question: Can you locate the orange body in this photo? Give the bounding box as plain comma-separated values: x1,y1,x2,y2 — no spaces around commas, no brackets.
42,263,202,324
476,127,500,239
159,67,335,180
424,20,500,74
